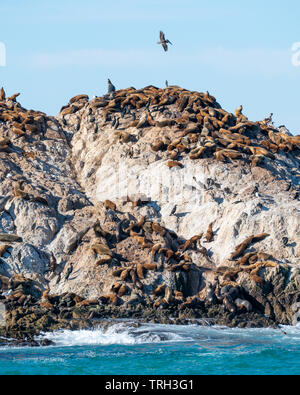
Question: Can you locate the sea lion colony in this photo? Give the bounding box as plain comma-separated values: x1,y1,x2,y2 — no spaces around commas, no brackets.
0,86,299,343
58,85,300,170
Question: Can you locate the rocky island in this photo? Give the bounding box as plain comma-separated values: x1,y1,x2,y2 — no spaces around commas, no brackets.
0,85,299,346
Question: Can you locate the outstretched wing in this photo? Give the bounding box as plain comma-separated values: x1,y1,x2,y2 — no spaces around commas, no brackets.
162,42,168,52
160,31,165,41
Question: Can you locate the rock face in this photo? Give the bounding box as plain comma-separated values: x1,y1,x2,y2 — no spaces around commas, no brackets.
0,85,299,338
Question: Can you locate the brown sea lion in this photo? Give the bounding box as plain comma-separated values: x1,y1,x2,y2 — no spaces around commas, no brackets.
91,243,112,257
205,223,214,242
104,200,116,211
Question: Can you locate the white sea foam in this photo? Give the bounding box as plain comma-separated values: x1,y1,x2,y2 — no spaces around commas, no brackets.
36,323,191,347
35,322,300,348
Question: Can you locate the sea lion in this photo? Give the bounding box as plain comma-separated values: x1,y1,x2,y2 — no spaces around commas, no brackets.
69,94,89,104
0,138,11,147
152,222,166,236
8,93,20,102
223,296,237,313
249,273,264,285
248,254,258,265
261,261,277,268
112,268,124,277
252,233,270,243
142,263,157,271
231,236,254,260
257,252,273,261
91,243,112,257
12,127,25,136
206,283,217,304
120,268,131,281
205,223,214,242
136,263,145,280
93,220,109,239
237,252,257,266
166,160,184,169
116,219,128,243
0,244,11,257
153,284,165,296
96,256,112,266
234,298,252,312
0,234,22,243
152,140,165,152
156,119,175,127
134,235,152,249
104,200,116,211
164,286,173,304
130,269,137,285
111,283,122,293
262,113,273,125
178,234,202,252
234,105,243,118
22,151,36,160
220,285,240,300
60,106,74,116
118,284,128,297
174,290,184,301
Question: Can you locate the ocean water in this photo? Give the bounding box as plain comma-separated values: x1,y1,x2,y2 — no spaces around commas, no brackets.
0,322,299,375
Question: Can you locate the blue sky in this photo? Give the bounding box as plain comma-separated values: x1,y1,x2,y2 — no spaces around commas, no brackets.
0,0,299,133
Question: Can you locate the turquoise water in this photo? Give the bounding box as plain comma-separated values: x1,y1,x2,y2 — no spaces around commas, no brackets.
0,323,299,375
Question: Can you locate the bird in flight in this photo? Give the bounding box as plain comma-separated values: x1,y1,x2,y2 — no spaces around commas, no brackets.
157,31,172,52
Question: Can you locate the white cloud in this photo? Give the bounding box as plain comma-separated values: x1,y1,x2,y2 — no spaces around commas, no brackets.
199,47,292,75
29,49,159,68
24,46,293,77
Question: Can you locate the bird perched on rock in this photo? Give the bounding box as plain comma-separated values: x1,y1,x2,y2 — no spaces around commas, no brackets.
49,252,57,272
170,204,177,216
145,98,151,111
108,79,116,94
114,117,120,130
111,116,117,128
282,237,289,246
157,31,172,52
0,87,6,100
65,264,73,280
125,105,131,115
136,112,148,129
120,107,126,118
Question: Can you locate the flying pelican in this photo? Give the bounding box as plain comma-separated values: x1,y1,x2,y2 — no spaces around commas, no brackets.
157,31,172,52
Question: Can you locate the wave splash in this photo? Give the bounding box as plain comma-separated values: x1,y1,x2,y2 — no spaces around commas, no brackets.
35,322,300,348
36,322,192,347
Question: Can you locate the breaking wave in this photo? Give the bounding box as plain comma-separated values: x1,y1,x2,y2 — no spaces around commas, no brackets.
35,321,300,348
